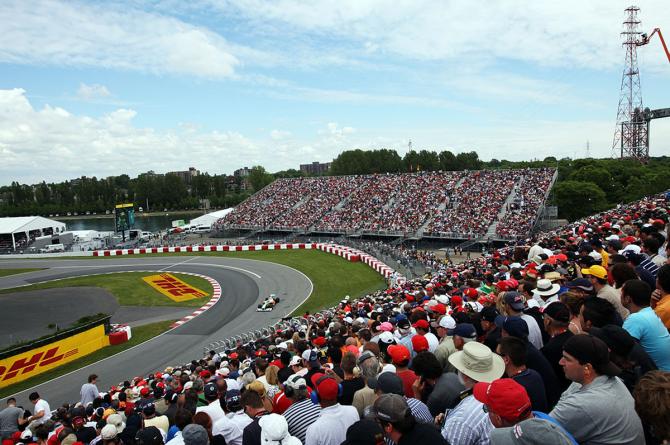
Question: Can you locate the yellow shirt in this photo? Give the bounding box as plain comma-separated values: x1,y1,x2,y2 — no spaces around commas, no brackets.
654,294,670,329
599,248,609,269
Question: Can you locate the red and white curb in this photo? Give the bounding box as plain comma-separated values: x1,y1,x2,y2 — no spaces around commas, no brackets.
91,242,405,284
170,272,221,328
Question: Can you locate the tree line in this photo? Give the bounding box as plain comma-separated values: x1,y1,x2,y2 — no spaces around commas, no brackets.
2,148,669,222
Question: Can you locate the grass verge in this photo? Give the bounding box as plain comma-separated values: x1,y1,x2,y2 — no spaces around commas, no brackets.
39,250,388,314
0,268,44,277
0,320,174,398
0,272,213,308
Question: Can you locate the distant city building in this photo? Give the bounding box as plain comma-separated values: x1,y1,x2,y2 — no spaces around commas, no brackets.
234,167,252,177
300,161,331,175
168,167,200,184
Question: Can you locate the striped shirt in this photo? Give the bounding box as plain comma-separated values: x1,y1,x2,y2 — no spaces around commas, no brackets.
283,398,321,444
441,395,492,445
406,398,433,423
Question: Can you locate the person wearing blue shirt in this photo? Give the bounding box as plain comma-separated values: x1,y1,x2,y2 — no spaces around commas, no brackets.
621,279,670,371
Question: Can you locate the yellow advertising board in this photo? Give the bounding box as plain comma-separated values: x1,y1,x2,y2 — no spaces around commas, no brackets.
142,273,209,302
0,324,110,388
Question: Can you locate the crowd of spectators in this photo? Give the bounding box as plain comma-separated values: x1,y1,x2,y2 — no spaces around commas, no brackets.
426,170,518,237
4,191,670,445
219,169,554,239
495,168,555,239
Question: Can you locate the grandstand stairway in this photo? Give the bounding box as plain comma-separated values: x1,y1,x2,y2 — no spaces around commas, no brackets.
415,199,450,238
485,178,522,239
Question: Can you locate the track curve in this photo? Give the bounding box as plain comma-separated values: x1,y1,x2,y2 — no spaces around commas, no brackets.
0,256,313,406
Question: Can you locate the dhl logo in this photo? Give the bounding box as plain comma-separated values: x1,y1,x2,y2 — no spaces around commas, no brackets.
0,346,77,381
142,273,208,302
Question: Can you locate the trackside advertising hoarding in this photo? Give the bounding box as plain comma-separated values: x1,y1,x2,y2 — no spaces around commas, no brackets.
0,324,110,388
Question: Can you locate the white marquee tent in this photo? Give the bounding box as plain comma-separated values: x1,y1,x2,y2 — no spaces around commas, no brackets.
187,208,233,228
0,216,66,251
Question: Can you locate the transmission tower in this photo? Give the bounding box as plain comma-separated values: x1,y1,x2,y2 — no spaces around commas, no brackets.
612,6,648,162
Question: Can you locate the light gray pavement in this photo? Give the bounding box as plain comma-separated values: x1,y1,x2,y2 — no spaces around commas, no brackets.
0,256,312,407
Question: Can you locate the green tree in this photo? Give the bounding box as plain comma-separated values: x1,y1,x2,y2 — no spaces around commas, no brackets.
248,166,274,192
552,180,608,221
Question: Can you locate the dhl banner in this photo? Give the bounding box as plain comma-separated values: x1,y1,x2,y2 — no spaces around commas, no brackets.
142,273,209,302
0,324,109,389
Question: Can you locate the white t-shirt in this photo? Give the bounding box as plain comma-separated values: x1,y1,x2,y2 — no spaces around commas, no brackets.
33,400,51,424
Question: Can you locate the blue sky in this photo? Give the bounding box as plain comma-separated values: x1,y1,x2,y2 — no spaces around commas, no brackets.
1,0,669,184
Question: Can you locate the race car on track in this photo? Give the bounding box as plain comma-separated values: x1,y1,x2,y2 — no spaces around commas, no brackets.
257,294,280,311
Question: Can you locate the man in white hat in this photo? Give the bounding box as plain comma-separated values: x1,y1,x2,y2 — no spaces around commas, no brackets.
441,342,505,445
533,279,561,307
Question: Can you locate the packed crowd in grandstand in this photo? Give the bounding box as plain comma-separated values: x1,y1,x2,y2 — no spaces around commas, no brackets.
215,168,556,239
3,190,670,445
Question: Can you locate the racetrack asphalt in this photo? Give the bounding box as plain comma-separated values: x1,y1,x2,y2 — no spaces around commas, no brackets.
0,256,313,407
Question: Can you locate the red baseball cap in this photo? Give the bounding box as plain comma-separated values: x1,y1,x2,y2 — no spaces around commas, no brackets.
140,387,150,396
411,334,429,353
464,288,478,299
412,319,429,330
432,303,447,315
311,374,339,401
450,295,463,307
229,352,239,360
387,344,411,364
473,378,531,421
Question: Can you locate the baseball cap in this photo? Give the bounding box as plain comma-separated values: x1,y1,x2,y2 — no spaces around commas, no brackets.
503,291,525,311
142,403,156,416
289,355,302,367
473,378,531,422
497,316,529,340
135,427,163,445
543,302,570,323
438,315,457,330
387,344,411,365
411,334,429,353
412,319,429,330
566,278,594,292
284,374,307,391
452,323,477,340
379,322,394,332
341,420,384,445
479,306,500,323
491,418,574,445
225,389,242,411
182,424,208,445
367,371,404,395
580,265,608,280
562,334,621,377
203,382,218,399
371,394,411,423
312,374,339,401
378,331,395,345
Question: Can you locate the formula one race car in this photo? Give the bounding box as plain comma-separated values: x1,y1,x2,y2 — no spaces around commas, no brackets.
257,294,280,312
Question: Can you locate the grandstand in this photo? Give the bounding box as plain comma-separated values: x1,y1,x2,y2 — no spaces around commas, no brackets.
215,168,557,241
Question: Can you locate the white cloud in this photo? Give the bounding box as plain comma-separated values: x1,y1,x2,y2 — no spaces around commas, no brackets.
0,0,241,79
76,83,112,101
219,0,670,70
270,129,291,140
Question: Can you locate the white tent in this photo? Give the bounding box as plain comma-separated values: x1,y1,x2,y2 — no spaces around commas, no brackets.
0,216,66,251
188,208,233,228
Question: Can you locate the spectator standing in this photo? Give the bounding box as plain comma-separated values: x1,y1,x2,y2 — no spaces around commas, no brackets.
550,335,645,444
80,374,100,407
386,345,417,398
410,352,464,418
541,302,574,392
441,342,505,445
581,265,630,320
282,375,321,444
633,370,670,445
196,383,225,423
304,374,359,445
241,390,269,445
496,337,548,413
621,279,670,371
0,398,25,439
652,265,670,329
26,392,50,435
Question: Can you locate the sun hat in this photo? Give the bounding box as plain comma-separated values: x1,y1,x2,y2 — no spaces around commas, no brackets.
259,414,301,445
533,279,560,297
448,342,505,383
